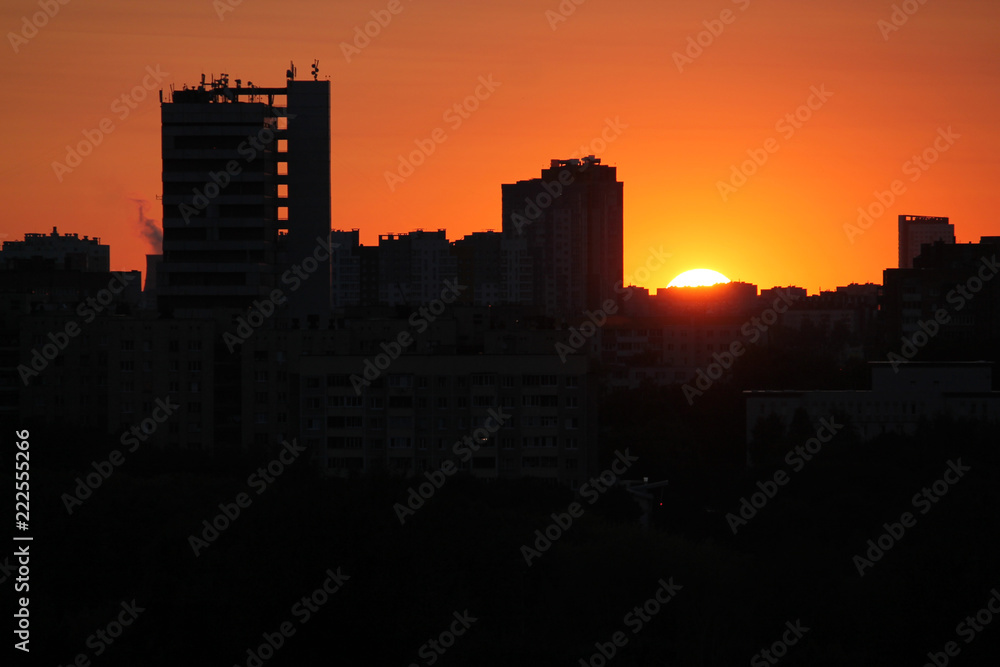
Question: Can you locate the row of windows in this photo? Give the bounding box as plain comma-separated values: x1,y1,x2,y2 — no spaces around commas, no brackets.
120,360,202,372
124,339,204,352
320,374,582,389
325,435,580,449
327,456,579,471
305,395,580,410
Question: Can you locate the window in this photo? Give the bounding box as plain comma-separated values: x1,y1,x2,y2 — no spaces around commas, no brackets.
522,395,559,408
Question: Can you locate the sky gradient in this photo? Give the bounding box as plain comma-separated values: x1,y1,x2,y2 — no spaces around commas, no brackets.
2,0,998,293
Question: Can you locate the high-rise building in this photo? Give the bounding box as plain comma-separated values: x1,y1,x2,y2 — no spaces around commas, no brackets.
452,231,503,306
377,230,457,307
898,215,954,269
158,68,331,324
330,229,362,309
502,156,623,318
882,236,1000,359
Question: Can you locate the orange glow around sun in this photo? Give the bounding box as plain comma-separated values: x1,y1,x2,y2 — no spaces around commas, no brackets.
1,0,999,295
667,269,731,288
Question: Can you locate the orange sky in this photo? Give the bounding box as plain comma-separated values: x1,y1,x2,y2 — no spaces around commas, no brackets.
2,0,998,294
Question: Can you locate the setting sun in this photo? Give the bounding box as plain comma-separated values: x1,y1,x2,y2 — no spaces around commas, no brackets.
667,269,731,288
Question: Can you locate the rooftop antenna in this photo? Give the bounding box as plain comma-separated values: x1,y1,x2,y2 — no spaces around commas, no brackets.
311,59,320,80
287,60,296,80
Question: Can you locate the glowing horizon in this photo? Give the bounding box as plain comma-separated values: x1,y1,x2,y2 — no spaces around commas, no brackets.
667,269,731,288
1,0,998,295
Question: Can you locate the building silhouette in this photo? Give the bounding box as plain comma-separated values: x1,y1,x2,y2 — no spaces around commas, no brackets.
898,214,954,269
502,156,623,318
0,226,109,272
882,235,1000,360
158,68,331,325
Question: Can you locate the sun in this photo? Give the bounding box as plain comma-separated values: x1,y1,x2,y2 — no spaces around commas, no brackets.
667,268,731,288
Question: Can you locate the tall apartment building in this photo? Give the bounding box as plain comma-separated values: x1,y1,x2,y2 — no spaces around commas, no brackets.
330,229,362,309
898,215,954,269
158,68,331,325
502,156,624,318
377,230,457,307
452,231,503,306
882,236,1000,359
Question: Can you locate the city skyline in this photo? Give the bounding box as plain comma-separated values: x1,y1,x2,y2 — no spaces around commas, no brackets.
3,0,999,293
6,3,1000,663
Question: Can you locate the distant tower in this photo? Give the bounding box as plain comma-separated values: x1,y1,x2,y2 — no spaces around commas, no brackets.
898,215,954,269
501,156,623,317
